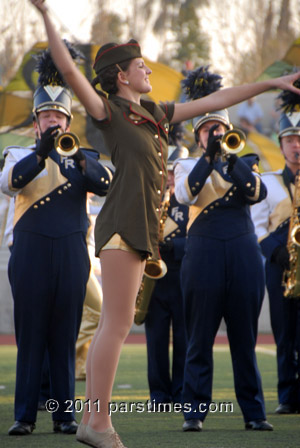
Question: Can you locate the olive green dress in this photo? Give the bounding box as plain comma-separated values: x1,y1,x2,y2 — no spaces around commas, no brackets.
92,95,175,260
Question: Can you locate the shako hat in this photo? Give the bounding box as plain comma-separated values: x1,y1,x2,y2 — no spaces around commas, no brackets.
181,66,231,141
33,85,73,118
33,41,84,119
277,74,300,138
93,39,142,74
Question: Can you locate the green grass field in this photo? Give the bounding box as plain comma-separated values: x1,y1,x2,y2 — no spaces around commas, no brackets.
0,343,299,447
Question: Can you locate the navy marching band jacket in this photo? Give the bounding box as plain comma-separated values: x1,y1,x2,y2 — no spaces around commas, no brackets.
0,144,112,238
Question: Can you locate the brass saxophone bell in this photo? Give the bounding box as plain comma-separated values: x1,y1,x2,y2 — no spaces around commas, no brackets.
144,259,167,280
291,224,300,246
54,132,80,157
221,129,246,154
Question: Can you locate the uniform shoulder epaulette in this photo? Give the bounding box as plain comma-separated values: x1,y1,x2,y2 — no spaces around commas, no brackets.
261,169,283,177
175,157,197,163
3,145,35,156
241,152,260,162
80,147,99,155
4,145,35,150
173,157,197,169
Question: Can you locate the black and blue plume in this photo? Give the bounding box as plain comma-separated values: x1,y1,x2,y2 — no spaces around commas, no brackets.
181,66,223,101
168,122,185,146
277,68,300,114
35,40,84,87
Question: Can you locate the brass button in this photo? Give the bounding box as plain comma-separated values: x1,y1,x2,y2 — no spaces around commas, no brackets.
154,134,159,139
46,197,50,202
40,200,45,205
33,204,38,209
129,113,141,121
246,182,251,188
58,190,62,194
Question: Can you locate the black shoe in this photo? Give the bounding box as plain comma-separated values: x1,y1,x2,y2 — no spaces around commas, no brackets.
8,421,35,436
245,420,273,431
275,403,297,414
182,419,202,432
53,420,78,434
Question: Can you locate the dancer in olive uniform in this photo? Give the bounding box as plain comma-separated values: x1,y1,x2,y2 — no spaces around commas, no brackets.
31,1,300,446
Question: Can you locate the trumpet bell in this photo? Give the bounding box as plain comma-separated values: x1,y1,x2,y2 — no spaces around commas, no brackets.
221,129,246,154
55,132,80,157
144,259,167,280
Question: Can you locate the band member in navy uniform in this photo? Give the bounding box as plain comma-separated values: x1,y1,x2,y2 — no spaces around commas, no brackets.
174,67,273,432
251,83,300,414
145,124,189,407
0,46,112,436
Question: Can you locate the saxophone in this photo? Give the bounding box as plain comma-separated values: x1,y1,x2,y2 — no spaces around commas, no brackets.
134,190,170,325
282,171,300,298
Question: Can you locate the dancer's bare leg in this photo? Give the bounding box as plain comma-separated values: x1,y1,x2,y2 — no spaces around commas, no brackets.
82,249,145,432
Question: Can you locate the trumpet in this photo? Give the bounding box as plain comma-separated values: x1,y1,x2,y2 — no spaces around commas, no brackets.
221,129,246,154
54,132,80,157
